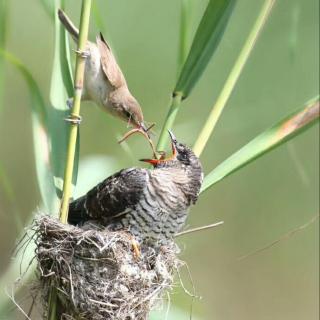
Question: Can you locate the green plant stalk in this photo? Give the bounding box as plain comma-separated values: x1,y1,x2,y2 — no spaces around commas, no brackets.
48,1,92,319
193,0,276,157
157,93,183,151
59,0,92,224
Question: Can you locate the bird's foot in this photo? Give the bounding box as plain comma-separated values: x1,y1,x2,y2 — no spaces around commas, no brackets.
74,49,90,58
118,124,157,158
66,97,73,109
131,237,141,260
65,114,82,125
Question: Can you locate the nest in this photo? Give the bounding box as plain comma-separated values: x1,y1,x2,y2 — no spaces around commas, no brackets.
34,216,180,320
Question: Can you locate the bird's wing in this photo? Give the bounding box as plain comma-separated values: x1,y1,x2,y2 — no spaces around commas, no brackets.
69,168,148,224
96,32,126,88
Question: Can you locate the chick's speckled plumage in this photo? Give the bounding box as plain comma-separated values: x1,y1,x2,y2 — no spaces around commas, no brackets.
69,137,203,245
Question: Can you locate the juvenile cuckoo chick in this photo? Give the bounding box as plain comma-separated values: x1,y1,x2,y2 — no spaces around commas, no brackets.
68,131,203,245
58,9,148,134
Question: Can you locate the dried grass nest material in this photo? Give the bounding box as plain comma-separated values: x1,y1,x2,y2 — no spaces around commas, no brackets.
35,215,181,320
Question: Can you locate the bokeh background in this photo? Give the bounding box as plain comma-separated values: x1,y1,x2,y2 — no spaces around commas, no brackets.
0,0,319,319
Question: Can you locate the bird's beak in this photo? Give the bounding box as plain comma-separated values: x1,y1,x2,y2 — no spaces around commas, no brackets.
140,130,177,166
167,130,177,155
140,122,148,132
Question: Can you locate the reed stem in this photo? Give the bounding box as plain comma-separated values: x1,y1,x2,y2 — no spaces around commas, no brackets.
59,0,92,224
48,1,92,318
193,0,276,157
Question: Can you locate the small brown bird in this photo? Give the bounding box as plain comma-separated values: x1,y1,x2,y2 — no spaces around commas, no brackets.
68,131,203,246
58,9,148,133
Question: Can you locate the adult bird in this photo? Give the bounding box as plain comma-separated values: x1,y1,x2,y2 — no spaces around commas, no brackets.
68,131,203,246
58,9,149,136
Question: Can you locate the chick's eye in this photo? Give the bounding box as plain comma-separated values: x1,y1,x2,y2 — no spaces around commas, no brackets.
179,152,187,159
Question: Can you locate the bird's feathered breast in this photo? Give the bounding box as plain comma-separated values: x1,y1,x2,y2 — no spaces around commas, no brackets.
68,153,203,243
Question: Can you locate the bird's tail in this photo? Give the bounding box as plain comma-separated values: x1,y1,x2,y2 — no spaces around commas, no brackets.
68,195,90,225
58,9,79,41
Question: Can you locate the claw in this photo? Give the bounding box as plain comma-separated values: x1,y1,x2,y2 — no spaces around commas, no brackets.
157,150,167,160
119,124,157,158
65,114,82,125
73,49,90,58
131,237,141,259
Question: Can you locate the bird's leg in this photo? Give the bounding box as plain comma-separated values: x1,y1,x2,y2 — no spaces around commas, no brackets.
64,48,90,121
118,124,157,158
130,236,141,259
66,86,89,110
66,97,74,109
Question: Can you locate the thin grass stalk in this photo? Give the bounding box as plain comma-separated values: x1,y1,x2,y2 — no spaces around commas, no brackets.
47,1,92,318
157,92,183,151
193,0,276,157
59,0,92,224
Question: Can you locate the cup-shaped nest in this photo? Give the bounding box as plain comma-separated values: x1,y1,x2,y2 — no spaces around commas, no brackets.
35,216,180,320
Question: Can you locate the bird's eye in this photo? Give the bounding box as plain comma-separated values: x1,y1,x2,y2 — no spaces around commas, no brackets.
124,110,132,118
178,152,187,160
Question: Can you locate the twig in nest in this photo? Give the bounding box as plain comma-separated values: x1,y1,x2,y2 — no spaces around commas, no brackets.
175,262,200,320
5,286,31,320
175,221,224,237
34,215,180,320
238,214,319,261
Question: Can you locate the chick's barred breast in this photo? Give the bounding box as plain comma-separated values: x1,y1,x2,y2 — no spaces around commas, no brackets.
69,166,196,244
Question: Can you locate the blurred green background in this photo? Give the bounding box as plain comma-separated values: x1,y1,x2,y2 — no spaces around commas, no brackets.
0,0,319,319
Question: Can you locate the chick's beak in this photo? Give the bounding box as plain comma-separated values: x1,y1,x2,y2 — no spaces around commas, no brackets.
139,130,177,166
167,130,177,154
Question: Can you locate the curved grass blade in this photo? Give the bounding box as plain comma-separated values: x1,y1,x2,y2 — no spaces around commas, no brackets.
174,0,236,98
0,162,22,231
201,97,320,193
39,0,55,20
0,0,8,112
157,0,236,151
0,49,56,212
178,0,197,73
